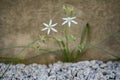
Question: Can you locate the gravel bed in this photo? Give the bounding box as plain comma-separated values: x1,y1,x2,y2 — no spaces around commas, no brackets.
0,60,120,80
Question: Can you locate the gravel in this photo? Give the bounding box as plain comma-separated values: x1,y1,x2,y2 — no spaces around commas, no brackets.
0,60,120,80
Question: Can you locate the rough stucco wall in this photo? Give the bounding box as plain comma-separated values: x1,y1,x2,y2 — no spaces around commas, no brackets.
0,0,120,64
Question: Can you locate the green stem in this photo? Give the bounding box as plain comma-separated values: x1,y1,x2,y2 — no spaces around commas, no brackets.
0,46,33,50
65,27,70,61
13,38,40,57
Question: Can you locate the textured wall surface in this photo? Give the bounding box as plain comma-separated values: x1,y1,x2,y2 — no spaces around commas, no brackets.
0,0,120,64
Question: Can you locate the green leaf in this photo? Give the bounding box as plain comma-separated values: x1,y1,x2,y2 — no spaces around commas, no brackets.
78,22,90,52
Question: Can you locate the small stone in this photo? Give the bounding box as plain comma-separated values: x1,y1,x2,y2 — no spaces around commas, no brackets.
0,60,119,80
47,75,57,80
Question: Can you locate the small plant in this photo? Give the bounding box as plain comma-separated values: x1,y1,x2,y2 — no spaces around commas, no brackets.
40,5,79,62
34,5,120,62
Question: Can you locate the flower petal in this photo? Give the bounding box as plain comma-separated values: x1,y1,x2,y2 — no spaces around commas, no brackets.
62,18,68,20
49,19,52,25
47,29,50,35
51,28,57,32
52,23,58,27
71,17,76,19
43,23,48,27
62,21,68,25
68,22,71,27
41,27,48,31
72,20,78,24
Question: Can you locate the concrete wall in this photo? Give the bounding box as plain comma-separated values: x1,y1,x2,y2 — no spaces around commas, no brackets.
0,0,120,64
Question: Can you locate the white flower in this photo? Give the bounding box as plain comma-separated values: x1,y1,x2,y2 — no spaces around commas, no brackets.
41,19,58,35
62,17,78,27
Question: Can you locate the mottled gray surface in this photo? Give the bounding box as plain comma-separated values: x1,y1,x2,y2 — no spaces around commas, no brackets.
0,0,120,63
0,60,120,80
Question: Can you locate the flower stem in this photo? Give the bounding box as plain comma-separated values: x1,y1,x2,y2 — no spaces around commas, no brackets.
65,27,71,61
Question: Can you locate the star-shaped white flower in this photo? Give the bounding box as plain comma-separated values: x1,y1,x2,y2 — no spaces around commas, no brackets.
62,17,78,27
41,19,58,35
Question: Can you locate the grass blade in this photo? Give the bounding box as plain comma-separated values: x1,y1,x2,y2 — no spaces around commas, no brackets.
0,64,11,78
89,30,120,49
